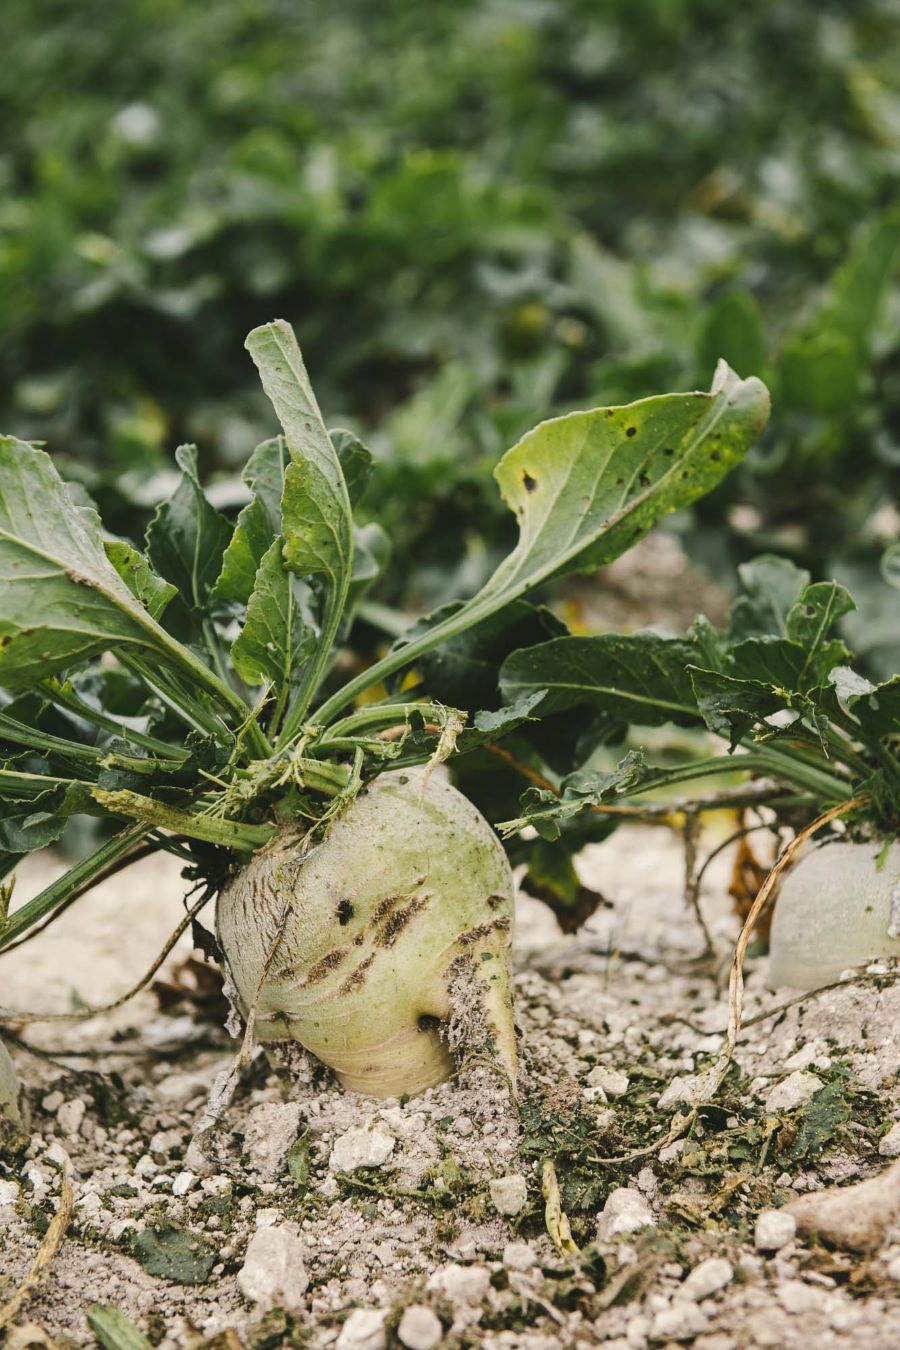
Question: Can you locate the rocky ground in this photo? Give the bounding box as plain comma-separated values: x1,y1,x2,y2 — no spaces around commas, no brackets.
2,822,899,1349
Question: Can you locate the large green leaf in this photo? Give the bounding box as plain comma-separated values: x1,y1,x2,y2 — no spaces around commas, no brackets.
316,363,770,723
848,675,900,739
104,540,177,620
230,537,317,694
245,322,353,585
245,321,354,739
0,436,172,687
500,632,700,725
146,444,232,611
214,436,289,604
727,555,811,640
0,784,90,852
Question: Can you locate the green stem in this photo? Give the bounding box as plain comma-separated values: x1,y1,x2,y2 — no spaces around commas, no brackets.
0,768,80,798
117,652,231,740
0,711,185,779
312,701,450,748
356,600,416,639
118,606,272,759
0,824,150,952
313,601,493,728
92,788,277,851
295,758,352,796
0,711,106,767
39,681,190,762
750,743,850,800
276,584,350,748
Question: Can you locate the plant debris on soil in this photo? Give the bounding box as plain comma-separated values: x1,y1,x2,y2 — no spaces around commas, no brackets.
2,825,899,1349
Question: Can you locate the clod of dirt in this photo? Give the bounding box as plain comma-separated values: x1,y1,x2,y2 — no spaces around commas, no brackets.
763,1070,823,1113
336,1307,388,1349
649,1299,710,1342
426,1262,491,1305
241,1101,302,1179
786,1159,900,1252
596,1186,656,1240
488,1173,528,1215
879,1121,900,1157
397,1304,443,1350
328,1122,396,1172
754,1209,797,1252
680,1257,734,1302
237,1222,308,1314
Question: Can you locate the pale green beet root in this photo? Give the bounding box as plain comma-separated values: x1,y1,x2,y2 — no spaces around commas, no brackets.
768,840,900,990
1,1035,26,1147
216,769,516,1098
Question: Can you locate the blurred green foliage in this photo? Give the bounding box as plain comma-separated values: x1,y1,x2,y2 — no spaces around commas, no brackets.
2,0,899,657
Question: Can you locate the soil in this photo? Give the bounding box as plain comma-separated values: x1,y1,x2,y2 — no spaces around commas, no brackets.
2,823,899,1349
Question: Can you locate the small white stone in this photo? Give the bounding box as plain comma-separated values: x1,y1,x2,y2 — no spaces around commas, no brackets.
24,1164,47,1195
201,1174,232,1196
596,1187,656,1241
680,1256,733,1301
77,1192,102,1218
56,1098,86,1136
755,1208,797,1252
336,1308,387,1350
149,1128,182,1158
658,1139,687,1164
489,1174,528,1216
782,1043,821,1072
243,1101,303,1179
764,1072,823,1114
503,1241,537,1271
587,1066,629,1098
156,1072,209,1107
657,1075,696,1110
649,1300,709,1341
172,1171,195,1197
427,1262,491,1304
44,1141,69,1168
237,1223,308,1315
886,1255,900,1281
0,1180,20,1206
776,1279,825,1315
255,1207,280,1228
329,1124,395,1173
397,1304,442,1350
41,1090,64,1113
878,1121,900,1158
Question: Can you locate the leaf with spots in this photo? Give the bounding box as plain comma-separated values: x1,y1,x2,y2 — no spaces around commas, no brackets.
317,362,770,723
